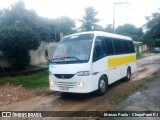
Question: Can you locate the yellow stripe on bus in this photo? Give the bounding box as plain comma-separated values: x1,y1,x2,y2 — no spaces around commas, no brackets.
108,55,136,68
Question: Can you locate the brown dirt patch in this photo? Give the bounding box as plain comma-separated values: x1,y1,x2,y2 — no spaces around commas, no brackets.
0,84,35,105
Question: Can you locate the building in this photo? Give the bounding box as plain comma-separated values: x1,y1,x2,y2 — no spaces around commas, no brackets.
133,41,148,53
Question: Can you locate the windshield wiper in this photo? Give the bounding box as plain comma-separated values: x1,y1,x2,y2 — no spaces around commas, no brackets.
51,56,80,62
51,57,64,62
64,56,80,61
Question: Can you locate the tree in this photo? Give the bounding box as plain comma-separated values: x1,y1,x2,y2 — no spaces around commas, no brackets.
0,26,40,69
115,23,143,41
0,1,41,69
144,11,160,39
144,10,160,48
0,1,77,69
0,1,38,29
36,17,58,42
104,24,114,33
79,7,101,31
0,1,59,42
53,16,76,36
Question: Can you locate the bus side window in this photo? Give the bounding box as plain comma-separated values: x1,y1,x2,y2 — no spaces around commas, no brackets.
105,38,114,55
128,41,135,53
112,39,123,55
93,37,106,62
122,40,129,54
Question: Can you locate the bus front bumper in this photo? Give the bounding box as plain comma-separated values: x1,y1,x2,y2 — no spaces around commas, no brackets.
49,75,97,93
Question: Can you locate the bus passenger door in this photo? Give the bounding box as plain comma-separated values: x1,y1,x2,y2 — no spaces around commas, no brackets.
92,37,107,88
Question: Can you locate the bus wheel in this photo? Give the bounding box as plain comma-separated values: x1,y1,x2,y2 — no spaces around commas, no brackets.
96,76,108,96
124,68,131,81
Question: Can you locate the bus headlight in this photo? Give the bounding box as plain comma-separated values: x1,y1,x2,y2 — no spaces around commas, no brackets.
50,81,55,86
76,71,90,76
77,82,84,87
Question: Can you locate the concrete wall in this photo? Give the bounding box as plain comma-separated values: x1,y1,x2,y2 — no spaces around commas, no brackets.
134,44,148,53
0,41,58,68
29,41,58,65
141,45,148,52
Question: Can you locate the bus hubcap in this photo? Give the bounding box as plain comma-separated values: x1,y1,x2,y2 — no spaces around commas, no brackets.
100,80,105,93
127,70,130,79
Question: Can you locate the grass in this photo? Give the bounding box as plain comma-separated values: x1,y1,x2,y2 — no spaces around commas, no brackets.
4,70,49,89
136,52,144,59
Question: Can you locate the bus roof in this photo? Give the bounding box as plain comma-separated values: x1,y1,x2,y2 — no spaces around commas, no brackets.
63,31,132,41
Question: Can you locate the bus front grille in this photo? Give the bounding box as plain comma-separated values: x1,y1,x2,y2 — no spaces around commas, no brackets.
56,82,77,88
54,74,75,79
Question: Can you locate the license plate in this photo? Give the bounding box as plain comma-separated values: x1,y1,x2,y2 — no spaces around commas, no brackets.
60,86,69,91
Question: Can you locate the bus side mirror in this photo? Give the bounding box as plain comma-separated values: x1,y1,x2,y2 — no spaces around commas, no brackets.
45,49,51,62
45,49,48,57
93,48,98,62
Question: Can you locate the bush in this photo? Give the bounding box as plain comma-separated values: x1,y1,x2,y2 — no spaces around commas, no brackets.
0,26,40,70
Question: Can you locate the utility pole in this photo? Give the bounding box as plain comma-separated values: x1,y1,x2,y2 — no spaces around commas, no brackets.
60,17,63,40
54,29,56,41
113,2,128,32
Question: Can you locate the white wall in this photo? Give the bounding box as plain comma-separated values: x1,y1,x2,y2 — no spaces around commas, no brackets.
29,41,58,65
0,41,59,68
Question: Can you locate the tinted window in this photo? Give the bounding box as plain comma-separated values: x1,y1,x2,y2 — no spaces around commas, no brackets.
121,40,135,54
122,40,130,53
112,39,123,54
120,40,125,54
93,37,106,62
128,41,135,53
105,38,114,55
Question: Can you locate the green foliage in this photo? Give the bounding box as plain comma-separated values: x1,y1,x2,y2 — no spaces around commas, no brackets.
136,52,144,59
0,1,60,42
0,1,41,69
104,24,114,33
34,17,62,42
144,10,160,47
0,1,26,27
0,1,77,70
0,1,39,31
53,16,76,36
0,26,40,69
115,23,143,41
7,70,48,89
144,11,160,39
79,7,101,31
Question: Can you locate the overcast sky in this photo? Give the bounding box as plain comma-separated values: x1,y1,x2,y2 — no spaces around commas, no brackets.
0,0,160,28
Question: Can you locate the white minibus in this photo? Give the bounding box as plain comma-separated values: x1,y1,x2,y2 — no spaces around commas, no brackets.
46,31,136,95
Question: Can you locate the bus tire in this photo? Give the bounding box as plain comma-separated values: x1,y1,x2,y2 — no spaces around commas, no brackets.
96,76,108,96
124,67,131,81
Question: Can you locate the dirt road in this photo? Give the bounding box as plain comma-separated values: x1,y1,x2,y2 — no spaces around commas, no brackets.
132,53,160,80
0,53,160,117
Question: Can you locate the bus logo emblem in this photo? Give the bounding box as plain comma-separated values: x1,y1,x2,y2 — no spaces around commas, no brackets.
61,75,64,79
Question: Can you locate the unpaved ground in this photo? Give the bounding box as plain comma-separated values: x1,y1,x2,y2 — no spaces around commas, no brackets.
0,84,35,105
132,53,160,80
0,53,160,119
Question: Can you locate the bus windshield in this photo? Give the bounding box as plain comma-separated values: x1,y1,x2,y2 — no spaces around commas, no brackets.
52,34,94,64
